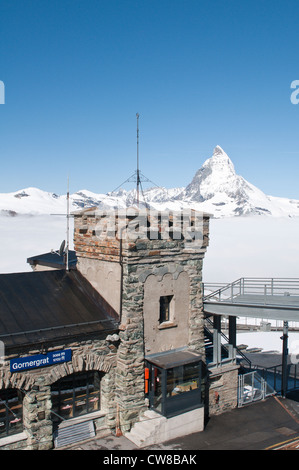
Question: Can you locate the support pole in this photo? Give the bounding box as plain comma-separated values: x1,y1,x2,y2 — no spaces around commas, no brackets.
66,176,70,271
281,321,289,397
213,315,222,365
136,112,140,207
228,316,237,348
228,316,237,362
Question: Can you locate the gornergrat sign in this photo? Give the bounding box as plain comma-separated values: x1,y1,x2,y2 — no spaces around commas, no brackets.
10,349,72,373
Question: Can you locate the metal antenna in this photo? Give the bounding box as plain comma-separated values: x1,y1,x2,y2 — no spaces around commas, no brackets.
107,113,171,208
136,112,140,207
66,176,70,271
50,177,72,271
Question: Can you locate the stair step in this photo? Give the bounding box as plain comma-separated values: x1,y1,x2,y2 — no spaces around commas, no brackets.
124,430,145,446
143,409,166,421
133,422,156,438
125,409,166,447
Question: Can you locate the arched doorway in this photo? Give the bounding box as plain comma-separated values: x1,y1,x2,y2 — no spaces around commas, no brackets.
51,371,102,426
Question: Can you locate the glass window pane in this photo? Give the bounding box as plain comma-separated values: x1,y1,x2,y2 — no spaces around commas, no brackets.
0,407,6,437
183,363,200,390
167,363,200,396
0,389,23,436
51,372,101,421
59,389,74,419
159,296,173,323
153,367,163,412
88,375,100,412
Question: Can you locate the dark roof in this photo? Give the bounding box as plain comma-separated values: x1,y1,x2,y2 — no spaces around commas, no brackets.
0,270,119,348
146,350,202,369
27,250,77,269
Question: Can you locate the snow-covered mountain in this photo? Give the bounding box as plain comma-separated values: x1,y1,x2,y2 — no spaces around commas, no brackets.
174,145,299,217
1,145,299,218
0,187,128,217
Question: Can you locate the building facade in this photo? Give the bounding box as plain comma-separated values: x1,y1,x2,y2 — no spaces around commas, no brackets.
0,207,239,450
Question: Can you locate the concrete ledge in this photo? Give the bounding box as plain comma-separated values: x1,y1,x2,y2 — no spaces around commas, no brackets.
126,407,204,447
0,431,27,448
58,410,106,428
160,407,204,442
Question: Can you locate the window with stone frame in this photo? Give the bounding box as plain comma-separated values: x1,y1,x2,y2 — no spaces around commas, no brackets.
159,295,173,324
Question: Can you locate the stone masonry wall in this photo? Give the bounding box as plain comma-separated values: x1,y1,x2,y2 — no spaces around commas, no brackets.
74,208,210,431
0,334,117,450
208,364,239,416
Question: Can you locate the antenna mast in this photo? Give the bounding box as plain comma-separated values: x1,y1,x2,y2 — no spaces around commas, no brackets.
109,113,167,208
136,112,140,207
66,176,70,271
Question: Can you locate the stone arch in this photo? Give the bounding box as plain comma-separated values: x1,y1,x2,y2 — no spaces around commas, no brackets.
47,353,116,422
0,368,35,392
45,353,116,386
0,352,116,392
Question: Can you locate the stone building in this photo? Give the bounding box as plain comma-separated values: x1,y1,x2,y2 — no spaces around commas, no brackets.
0,207,239,450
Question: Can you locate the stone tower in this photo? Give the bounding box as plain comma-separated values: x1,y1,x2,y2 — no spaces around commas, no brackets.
74,207,210,430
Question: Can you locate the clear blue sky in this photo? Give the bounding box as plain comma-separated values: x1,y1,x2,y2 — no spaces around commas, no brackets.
0,0,299,198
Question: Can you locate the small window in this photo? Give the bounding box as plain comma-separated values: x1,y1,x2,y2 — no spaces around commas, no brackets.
159,295,173,324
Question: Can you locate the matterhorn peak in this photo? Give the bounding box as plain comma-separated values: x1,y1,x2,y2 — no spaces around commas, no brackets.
213,145,226,157
184,145,240,203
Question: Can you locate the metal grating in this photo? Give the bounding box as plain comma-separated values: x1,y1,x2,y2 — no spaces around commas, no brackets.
53,420,95,448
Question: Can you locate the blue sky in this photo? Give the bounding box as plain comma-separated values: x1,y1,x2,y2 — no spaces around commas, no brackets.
0,0,299,198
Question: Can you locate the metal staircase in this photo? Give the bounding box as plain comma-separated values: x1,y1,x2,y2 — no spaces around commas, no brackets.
204,317,251,369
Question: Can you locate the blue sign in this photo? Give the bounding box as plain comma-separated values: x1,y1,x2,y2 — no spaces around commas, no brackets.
10,349,72,373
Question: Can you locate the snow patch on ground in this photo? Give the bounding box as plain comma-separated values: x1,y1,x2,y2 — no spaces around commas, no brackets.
237,331,299,354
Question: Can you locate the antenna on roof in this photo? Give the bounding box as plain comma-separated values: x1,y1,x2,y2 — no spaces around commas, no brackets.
136,112,140,207
66,176,70,271
59,240,66,257
50,176,72,271
108,113,169,208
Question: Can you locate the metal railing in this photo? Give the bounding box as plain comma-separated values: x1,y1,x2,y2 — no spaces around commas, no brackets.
204,317,252,368
203,278,299,305
250,362,299,395
238,371,276,407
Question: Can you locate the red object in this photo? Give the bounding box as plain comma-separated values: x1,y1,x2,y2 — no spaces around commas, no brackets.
145,368,150,393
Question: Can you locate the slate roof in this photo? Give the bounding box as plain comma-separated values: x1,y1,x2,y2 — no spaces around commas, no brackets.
0,269,119,348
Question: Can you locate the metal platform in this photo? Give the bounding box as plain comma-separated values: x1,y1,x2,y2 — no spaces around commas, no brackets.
203,278,299,322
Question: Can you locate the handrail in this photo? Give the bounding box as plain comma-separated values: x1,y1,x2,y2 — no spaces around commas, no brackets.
203,278,299,304
203,278,243,302
204,317,251,368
